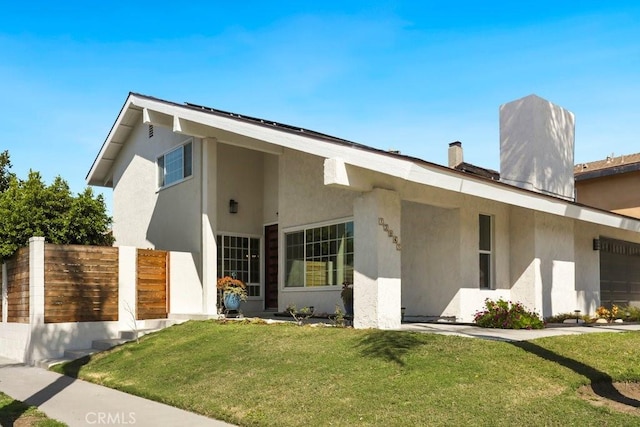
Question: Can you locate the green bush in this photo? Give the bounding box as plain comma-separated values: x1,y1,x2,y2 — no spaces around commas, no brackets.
474,298,544,329
618,305,640,322
545,312,592,323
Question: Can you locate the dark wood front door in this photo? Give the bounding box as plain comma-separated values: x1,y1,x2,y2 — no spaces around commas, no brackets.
264,224,279,310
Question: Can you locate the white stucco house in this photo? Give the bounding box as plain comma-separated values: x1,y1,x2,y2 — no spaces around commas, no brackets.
87,92,640,329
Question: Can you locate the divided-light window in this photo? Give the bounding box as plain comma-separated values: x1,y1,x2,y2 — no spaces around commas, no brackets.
285,221,354,288
217,235,261,297
158,141,192,187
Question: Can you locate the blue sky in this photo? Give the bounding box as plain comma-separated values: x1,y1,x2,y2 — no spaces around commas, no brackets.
1,2,638,211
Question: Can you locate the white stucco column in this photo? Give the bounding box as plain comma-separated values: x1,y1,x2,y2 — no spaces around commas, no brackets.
353,188,402,329
118,246,137,329
201,138,218,314
28,237,45,325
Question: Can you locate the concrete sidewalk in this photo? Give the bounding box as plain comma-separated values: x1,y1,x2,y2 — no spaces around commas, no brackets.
0,356,235,427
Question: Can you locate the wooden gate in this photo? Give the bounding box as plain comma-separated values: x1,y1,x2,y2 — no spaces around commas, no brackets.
136,249,169,320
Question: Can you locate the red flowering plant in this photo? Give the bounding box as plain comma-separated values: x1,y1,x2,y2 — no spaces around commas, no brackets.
474,298,544,330
216,275,248,301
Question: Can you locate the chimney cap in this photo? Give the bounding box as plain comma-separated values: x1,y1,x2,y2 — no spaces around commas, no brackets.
449,141,462,147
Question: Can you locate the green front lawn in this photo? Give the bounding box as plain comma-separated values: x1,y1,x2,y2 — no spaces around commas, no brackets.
55,320,640,426
0,392,66,427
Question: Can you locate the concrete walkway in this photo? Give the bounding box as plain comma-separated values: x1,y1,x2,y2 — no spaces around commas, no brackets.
400,322,640,341
0,356,235,427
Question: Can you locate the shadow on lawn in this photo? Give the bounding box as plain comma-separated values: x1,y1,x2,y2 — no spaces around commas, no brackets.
56,355,92,379
512,341,640,408
356,330,423,366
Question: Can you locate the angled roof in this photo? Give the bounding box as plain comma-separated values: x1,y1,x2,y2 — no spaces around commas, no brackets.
454,162,500,181
575,153,640,181
87,92,640,232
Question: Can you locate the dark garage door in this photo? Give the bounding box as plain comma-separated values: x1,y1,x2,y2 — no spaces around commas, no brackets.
600,237,640,307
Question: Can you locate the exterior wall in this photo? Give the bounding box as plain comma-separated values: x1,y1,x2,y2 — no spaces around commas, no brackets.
216,144,265,235
534,212,576,317
574,220,601,314
401,202,461,317
279,149,358,314
168,251,203,314
509,207,538,310
112,122,202,253
400,192,511,322
576,172,640,219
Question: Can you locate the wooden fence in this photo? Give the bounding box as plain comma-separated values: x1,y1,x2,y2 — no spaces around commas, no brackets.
136,249,169,320
6,248,30,323
1,243,171,324
44,244,119,323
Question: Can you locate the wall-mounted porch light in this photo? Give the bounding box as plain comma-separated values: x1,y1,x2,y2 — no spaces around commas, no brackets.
229,199,238,214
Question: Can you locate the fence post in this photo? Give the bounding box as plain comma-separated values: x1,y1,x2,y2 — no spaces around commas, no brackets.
28,237,45,325
119,246,137,331
1,262,6,323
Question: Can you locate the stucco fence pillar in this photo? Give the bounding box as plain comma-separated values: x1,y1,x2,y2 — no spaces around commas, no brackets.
354,188,402,329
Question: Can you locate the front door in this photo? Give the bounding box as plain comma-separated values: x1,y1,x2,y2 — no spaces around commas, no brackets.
264,224,279,310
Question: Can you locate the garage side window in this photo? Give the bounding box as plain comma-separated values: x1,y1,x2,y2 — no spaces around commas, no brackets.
479,214,493,289
158,140,192,187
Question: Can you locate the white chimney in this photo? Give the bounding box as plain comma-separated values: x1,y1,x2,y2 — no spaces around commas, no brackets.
448,141,463,168
499,94,575,200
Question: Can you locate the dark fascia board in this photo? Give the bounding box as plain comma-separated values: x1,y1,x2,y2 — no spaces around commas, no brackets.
575,162,640,181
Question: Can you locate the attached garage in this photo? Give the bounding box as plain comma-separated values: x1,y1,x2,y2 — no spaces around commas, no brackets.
599,237,640,307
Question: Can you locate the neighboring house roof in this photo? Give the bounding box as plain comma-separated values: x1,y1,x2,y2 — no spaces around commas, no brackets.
575,153,640,181
87,92,640,233
454,162,500,181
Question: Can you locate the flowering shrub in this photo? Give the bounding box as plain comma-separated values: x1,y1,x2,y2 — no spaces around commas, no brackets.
474,298,544,329
595,305,619,322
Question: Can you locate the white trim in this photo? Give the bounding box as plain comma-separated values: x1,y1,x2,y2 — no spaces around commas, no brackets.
282,216,354,234
88,93,640,234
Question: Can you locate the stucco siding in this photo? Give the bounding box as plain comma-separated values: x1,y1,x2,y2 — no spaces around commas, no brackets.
401,202,460,317
112,123,202,253
216,144,265,236
509,207,538,310
574,220,601,314
279,149,359,314
576,172,640,219
534,212,576,317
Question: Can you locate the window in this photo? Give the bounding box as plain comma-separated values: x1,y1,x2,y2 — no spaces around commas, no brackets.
158,141,192,187
217,235,261,297
479,214,493,288
285,221,354,288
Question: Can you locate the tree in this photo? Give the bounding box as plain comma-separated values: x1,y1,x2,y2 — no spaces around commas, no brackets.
0,166,114,259
0,150,14,192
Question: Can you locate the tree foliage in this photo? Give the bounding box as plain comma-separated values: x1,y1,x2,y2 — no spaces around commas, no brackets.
0,154,114,259
0,150,14,192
